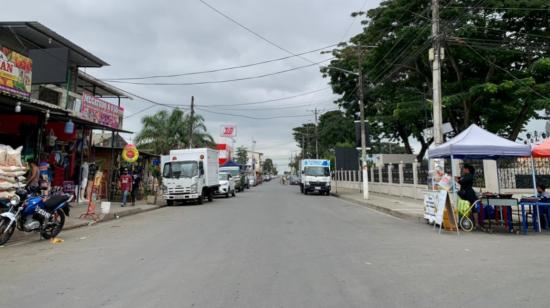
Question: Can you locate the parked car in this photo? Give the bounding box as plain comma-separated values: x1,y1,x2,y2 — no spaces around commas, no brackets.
289,175,300,185
248,174,257,187
220,166,246,192
217,172,236,198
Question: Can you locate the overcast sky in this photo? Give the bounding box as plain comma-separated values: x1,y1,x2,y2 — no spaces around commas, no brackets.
7,0,383,171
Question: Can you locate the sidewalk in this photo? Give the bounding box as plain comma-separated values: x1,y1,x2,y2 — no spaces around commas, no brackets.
332,188,425,222
6,199,165,245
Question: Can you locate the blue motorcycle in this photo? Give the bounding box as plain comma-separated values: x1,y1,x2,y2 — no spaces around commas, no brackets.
0,187,72,245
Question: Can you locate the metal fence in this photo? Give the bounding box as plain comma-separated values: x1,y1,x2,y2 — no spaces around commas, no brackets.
403,163,414,184
373,168,380,183
391,164,400,183
382,167,389,183
418,162,429,185
498,158,550,189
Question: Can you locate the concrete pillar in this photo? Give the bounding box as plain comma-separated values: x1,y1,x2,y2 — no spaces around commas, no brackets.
413,159,419,185
352,170,356,182
378,166,383,183
370,167,375,183
388,164,393,184
483,160,498,192
399,161,404,185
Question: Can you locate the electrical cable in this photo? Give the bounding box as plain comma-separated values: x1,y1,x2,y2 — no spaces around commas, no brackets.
199,87,330,107
102,43,338,81
197,0,316,64
107,58,333,86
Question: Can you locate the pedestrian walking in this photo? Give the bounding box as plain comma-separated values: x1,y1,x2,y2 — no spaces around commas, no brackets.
131,172,142,206
119,168,132,207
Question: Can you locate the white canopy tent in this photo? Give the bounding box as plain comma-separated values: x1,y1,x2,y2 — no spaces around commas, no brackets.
428,124,531,159
428,124,538,231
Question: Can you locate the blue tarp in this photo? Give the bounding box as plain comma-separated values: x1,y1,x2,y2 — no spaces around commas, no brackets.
428,124,531,159
221,160,241,168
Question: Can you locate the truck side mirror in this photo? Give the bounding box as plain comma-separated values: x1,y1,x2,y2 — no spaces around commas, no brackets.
301,170,305,174
199,162,204,175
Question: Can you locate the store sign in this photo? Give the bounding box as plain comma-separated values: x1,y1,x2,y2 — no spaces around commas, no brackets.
0,46,32,98
220,124,237,137
80,92,124,129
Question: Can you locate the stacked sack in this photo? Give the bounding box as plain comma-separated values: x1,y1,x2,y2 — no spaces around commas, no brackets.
0,145,26,199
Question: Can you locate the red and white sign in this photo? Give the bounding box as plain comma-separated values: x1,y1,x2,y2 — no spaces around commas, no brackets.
220,124,237,138
80,92,124,129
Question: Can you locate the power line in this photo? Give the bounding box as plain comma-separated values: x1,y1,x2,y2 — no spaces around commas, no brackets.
197,100,334,111
461,40,550,101
444,6,550,11
107,58,333,86
195,107,338,120
200,87,330,107
197,0,316,64
103,43,338,81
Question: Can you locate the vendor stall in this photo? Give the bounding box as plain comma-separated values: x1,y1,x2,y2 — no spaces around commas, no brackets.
428,124,532,233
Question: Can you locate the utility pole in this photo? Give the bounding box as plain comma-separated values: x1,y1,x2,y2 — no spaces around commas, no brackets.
431,0,443,145
314,108,319,159
357,49,369,200
188,96,195,149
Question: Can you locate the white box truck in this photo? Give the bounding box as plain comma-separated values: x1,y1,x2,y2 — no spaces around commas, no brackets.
161,148,220,205
299,159,331,195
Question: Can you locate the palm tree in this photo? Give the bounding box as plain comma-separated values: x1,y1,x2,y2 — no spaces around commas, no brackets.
135,108,214,155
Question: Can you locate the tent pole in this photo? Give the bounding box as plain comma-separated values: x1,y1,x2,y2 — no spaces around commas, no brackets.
530,155,541,232
450,155,460,235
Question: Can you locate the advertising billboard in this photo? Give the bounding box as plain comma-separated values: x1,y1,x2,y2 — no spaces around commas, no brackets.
80,92,124,129
0,46,32,99
220,124,237,138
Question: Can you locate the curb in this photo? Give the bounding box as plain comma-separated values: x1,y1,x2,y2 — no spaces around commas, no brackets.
54,204,166,231
332,192,424,223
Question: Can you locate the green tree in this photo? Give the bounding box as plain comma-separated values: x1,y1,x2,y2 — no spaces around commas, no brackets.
135,108,214,155
292,123,317,159
262,158,277,175
318,110,355,156
323,0,550,159
235,146,248,165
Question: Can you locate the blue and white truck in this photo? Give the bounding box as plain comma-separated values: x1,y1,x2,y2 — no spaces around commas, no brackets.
299,159,331,195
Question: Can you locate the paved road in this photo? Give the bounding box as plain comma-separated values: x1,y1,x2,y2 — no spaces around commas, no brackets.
1,182,550,307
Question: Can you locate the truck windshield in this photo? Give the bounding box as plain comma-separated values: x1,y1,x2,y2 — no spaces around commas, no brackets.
304,166,330,176
163,161,198,179
220,168,240,176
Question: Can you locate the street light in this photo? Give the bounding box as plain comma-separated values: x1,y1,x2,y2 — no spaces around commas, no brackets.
323,61,369,200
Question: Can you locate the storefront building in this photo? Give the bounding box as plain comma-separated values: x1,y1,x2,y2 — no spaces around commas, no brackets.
0,22,132,201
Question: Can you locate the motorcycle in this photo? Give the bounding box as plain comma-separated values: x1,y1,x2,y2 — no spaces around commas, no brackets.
0,187,72,245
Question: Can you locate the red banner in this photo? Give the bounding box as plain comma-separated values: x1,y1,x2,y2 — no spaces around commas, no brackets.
80,92,124,129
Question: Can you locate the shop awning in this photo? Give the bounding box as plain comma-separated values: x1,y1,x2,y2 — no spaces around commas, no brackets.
0,22,108,67
68,115,133,134
428,124,531,159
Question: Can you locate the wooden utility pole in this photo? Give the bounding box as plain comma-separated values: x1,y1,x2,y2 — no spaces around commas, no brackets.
188,96,195,149
314,108,319,159
431,0,443,145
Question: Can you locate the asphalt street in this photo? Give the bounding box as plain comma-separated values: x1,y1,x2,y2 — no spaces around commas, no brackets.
1,182,550,308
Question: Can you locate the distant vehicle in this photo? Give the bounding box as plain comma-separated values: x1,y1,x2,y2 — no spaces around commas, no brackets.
289,175,300,185
300,159,331,195
161,148,220,205
219,165,245,192
217,172,236,198
248,174,257,187
263,174,271,182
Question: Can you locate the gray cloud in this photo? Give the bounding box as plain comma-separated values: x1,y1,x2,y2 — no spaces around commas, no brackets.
7,0,381,170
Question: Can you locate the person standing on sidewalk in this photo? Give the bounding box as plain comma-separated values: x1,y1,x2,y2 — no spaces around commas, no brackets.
131,171,142,206
119,169,132,207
